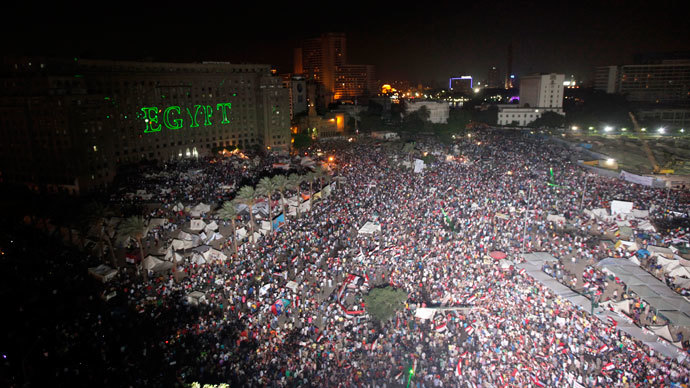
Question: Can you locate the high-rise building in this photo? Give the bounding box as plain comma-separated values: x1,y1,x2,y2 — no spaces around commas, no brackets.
518,73,565,109
449,76,473,94
296,33,375,104
281,74,307,119
497,73,565,126
487,66,501,88
0,57,291,194
334,65,376,101
505,43,514,89
595,60,690,105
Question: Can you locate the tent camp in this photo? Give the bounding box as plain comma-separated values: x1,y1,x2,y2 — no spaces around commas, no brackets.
88,265,118,283
190,219,206,231
164,249,185,263
358,222,382,236
203,248,227,263
185,291,207,306
190,203,211,217
142,255,164,271
669,266,690,279
648,245,675,259
204,221,218,234
610,200,633,215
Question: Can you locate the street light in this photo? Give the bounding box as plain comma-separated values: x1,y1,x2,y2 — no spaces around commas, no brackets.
658,127,665,134
604,126,613,132
571,126,578,130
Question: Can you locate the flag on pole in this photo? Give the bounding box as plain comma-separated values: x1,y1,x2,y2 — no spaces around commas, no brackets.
455,358,462,378
599,344,610,353
602,362,615,371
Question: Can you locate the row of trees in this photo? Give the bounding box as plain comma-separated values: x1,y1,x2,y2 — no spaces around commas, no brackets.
216,166,331,257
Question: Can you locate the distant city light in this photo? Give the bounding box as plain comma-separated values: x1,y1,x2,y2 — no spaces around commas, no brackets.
588,126,594,130
571,126,578,130
621,128,627,132
474,88,480,93
641,128,646,132
681,129,685,133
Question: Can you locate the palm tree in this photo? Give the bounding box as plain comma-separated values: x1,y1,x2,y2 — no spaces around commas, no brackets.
234,185,258,242
287,173,304,218
256,176,277,232
305,171,317,206
272,175,289,224
119,216,147,275
313,165,328,193
217,201,239,257
82,202,118,267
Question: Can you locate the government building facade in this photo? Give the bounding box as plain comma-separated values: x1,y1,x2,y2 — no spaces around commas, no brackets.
0,57,291,194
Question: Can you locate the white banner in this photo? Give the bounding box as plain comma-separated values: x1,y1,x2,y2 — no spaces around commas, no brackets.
620,170,654,187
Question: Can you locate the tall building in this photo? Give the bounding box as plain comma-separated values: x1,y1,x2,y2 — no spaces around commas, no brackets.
334,65,376,101
594,60,690,105
518,73,565,109
449,76,473,94
281,74,307,119
0,57,291,194
487,66,501,88
497,73,565,126
594,66,619,93
296,33,375,104
505,43,514,89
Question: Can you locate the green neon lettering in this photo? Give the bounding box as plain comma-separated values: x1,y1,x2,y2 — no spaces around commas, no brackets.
163,106,183,130
185,105,203,128
203,105,213,126
216,102,231,124
141,107,161,133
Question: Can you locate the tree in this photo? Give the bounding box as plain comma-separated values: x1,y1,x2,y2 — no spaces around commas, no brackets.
82,202,118,268
217,201,239,257
256,176,277,231
292,133,312,150
287,174,304,218
305,171,317,206
234,186,258,243
119,216,147,275
363,286,408,323
532,111,566,128
272,175,289,224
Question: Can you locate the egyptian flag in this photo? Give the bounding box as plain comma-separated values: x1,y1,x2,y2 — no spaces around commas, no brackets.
602,362,615,372
465,326,474,336
531,374,546,387
599,344,610,353
316,332,325,343
607,316,618,327
467,295,477,304
455,358,462,377
518,268,526,276
435,321,448,333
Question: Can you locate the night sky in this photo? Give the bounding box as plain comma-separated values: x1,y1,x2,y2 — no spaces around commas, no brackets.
5,1,690,86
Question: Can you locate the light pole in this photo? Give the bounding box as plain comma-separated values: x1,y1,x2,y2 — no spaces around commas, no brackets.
522,182,533,253
580,175,591,211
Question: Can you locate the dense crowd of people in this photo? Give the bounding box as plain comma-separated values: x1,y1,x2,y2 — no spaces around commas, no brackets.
3,129,690,387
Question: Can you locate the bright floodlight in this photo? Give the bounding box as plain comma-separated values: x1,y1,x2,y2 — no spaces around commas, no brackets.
604,126,613,132
641,128,646,132
571,126,578,130
658,127,665,134
607,158,615,164
681,129,685,133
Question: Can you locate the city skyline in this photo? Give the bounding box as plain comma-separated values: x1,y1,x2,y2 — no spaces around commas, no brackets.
4,1,690,85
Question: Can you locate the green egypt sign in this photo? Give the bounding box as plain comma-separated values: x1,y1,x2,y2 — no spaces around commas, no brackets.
141,103,232,133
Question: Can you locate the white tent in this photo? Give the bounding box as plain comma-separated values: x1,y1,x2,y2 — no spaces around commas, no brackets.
236,227,247,240
164,249,184,263
414,159,425,173
638,220,656,232
190,203,211,217
498,259,514,269
185,291,207,306
205,232,224,244
299,201,311,213
414,308,436,321
650,325,675,343
673,277,690,289
546,214,566,224
620,241,639,251
648,245,675,259
190,219,206,231
656,256,680,272
88,264,118,283
261,221,272,231
611,200,633,215
204,221,218,233
172,202,185,212
143,255,164,271
632,209,649,218
610,299,632,315
668,266,690,279
203,248,227,263
191,253,207,265
628,255,641,265
358,222,382,235
177,231,194,241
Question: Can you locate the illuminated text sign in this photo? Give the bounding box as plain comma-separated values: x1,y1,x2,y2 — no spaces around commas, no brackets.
141,103,231,133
